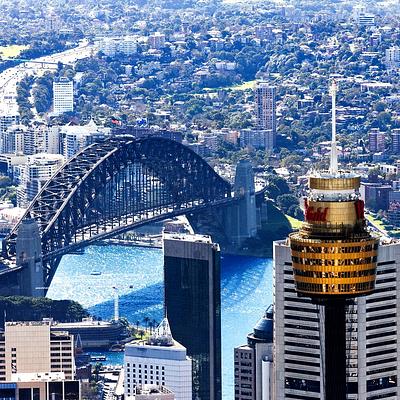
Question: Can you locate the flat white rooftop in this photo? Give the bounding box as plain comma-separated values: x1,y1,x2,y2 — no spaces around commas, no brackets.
163,232,212,244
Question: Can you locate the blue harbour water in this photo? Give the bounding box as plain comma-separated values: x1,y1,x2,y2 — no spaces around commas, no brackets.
47,245,273,399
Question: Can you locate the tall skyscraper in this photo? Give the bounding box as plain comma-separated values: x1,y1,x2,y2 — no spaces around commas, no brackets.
234,306,274,400
289,80,381,398
124,318,192,400
53,78,74,115
272,81,400,399
163,233,222,400
0,321,75,381
255,82,276,139
273,239,400,399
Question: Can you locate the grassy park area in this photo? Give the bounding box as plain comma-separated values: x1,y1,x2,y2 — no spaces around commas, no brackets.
204,79,257,92
285,214,303,230
0,45,29,59
229,80,257,91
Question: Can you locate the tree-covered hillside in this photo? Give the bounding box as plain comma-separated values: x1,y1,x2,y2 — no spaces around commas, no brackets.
0,296,88,328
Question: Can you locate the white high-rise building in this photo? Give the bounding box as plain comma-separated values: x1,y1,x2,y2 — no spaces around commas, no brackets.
2,125,26,154
58,120,111,159
148,33,166,49
24,125,47,155
392,129,400,155
97,36,138,56
273,239,400,399
239,128,274,150
124,318,192,400
53,78,74,115
385,47,400,71
46,126,61,154
369,129,385,153
119,36,138,55
3,125,49,155
99,37,117,56
17,153,64,207
0,114,19,134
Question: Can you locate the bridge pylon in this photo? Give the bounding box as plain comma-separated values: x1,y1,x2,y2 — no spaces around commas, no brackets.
15,217,45,297
224,160,257,247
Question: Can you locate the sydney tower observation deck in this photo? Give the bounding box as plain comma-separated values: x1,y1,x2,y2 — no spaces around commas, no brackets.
289,81,379,399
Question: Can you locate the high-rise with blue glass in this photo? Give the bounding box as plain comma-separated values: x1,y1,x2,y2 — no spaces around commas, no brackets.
163,233,222,400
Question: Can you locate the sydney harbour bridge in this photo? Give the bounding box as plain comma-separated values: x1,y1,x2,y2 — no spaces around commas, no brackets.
0,135,262,296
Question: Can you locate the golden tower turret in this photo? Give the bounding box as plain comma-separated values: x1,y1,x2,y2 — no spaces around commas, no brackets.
290,172,379,297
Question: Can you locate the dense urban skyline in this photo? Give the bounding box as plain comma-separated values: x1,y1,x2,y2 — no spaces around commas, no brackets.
0,0,399,399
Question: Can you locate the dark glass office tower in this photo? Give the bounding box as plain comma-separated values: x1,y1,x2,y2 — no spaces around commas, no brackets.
163,233,222,400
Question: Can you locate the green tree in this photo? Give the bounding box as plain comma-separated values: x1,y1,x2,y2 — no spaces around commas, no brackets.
0,297,88,326
268,175,290,195
276,194,299,213
373,101,386,113
266,183,280,200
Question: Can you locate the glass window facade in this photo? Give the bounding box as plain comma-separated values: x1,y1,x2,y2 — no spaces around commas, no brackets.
164,251,221,400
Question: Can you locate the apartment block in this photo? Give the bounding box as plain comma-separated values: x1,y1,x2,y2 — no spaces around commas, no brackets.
0,321,75,382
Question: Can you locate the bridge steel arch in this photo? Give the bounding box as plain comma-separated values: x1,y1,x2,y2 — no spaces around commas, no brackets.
5,136,232,288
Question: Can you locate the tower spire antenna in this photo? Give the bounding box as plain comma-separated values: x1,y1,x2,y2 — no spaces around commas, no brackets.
329,79,338,175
